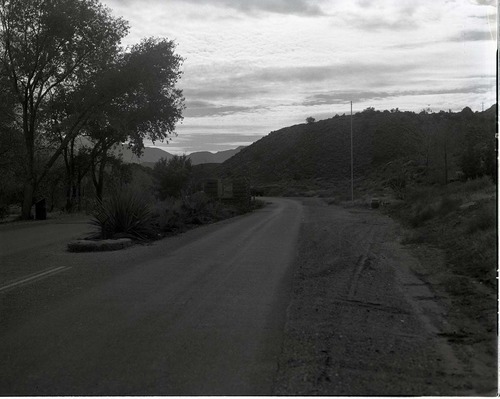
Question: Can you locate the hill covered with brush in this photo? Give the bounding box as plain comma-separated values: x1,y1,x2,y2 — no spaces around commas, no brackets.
221,106,496,195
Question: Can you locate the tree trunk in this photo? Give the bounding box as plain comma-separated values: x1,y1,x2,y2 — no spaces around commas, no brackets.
95,159,106,201
444,148,448,185
21,123,36,219
21,179,35,219
443,128,448,185
91,141,111,201
92,156,106,201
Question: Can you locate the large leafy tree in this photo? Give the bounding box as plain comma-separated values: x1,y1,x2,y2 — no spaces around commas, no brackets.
153,155,193,199
84,37,184,200
0,0,128,218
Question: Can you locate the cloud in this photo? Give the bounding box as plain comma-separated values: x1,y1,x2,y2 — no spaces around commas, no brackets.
183,87,268,101
303,83,495,107
241,62,420,84
303,90,392,106
449,30,495,41
343,2,422,31
349,17,417,31
176,0,327,16
113,0,328,16
184,100,263,117
389,40,441,49
473,0,496,6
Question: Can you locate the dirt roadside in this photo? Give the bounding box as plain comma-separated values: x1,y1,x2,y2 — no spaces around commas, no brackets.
274,197,497,396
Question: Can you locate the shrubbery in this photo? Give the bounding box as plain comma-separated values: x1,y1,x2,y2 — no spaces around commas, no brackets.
465,202,496,234
390,178,496,287
91,186,263,240
407,194,461,227
90,189,158,240
153,155,193,200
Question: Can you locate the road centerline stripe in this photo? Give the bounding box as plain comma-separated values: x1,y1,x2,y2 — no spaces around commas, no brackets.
0,266,71,293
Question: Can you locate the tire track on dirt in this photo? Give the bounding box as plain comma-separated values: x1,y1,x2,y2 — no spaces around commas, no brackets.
274,198,493,396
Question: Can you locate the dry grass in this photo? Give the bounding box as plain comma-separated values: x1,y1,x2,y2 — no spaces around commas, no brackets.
389,177,497,288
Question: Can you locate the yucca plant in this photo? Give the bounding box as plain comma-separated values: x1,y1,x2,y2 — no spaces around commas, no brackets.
90,189,158,241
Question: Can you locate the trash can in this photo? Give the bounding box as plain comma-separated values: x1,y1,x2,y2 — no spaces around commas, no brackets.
35,198,47,220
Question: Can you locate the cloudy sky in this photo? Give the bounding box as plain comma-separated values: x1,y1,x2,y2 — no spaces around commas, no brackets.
101,0,497,154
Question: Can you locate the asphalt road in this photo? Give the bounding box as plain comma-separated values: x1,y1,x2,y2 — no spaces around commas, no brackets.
0,198,303,395
0,215,93,282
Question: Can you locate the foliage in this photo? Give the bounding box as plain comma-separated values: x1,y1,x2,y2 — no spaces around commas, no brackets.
181,191,212,224
222,106,495,192
306,117,315,124
407,194,461,227
153,155,193,199
90,188,158,240
459,139,496,181
0,127,24,209
150,190,260,234
459,143,483,180
0,0,185,219
387,176,406,200
152,197,185,233
389,179,496,287
0,0,129,218
465,202,496,234
72,37,184,201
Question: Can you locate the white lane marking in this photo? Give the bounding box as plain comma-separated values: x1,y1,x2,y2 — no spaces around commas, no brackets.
0,266,71,293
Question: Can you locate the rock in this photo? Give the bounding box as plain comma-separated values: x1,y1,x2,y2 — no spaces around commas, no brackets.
459,201,477,210
371,198,380,209
67,238,133,252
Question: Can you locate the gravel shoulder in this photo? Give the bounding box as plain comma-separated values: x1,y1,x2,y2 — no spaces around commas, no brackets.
274,197,496,396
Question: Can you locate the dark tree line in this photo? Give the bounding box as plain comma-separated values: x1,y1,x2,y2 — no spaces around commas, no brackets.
0,0,184,218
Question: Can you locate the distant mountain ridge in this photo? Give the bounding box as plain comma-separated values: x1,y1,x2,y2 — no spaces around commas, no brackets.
188,147,246,165
113,145,245,166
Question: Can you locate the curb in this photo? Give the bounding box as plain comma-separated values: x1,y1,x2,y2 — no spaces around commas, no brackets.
67,238,133,252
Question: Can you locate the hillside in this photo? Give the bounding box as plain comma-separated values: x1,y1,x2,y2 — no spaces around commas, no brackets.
115,144,244,166
221,106,496,195
187,146,245,165
114,145,174,164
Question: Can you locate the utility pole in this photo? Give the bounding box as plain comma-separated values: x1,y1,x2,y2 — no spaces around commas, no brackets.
350,101,354,203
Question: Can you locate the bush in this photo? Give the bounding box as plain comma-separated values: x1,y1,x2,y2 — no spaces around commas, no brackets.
407,195,460,227
153,155,193,200
460,175,495,193
152,197,185,233
466,203,496,234
152,193,239,233
437,195,461,216
387,176,406,199
90,189,158,240
0,203,8,219
409,203,436,227
182,191,212,224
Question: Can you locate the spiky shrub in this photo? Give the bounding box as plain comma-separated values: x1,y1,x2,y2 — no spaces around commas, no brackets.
91,189,158,240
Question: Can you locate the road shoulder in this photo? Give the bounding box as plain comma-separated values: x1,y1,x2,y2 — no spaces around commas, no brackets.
274,198,496,395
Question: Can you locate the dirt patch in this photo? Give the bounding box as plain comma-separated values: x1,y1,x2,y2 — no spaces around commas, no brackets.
274,198,496,396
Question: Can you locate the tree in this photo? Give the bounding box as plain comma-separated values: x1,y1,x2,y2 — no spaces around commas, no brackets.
84,37,184,200
153,155,193,199
306,116,315,124
0,0,129,218
459,143,482,180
